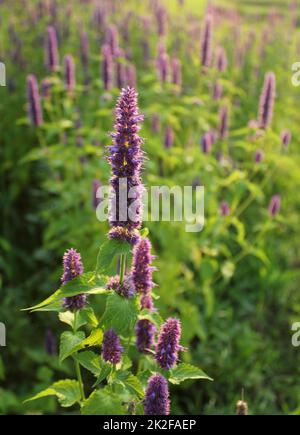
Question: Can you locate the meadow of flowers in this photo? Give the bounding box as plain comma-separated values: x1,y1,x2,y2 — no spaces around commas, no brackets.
1,0,300,416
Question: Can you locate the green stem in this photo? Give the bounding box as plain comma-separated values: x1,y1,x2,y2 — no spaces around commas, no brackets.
119,254,126,283
74,356,85,401
72,311,85,402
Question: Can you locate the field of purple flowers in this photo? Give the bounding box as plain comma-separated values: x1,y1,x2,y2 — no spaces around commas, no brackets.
1,0,300,415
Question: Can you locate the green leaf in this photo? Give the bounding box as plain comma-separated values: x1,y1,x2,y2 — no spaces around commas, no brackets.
168,363,213,385
59,331,85,362
25,380,81,407
23,272,107,312
114,371,144,399
96,239,131,274
58,311,75,327
81,388,125,415
75,351,101,376
101,293,139,336
93,362,112,387
59,329,103,363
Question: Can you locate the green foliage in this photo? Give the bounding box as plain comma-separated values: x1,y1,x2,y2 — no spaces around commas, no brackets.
1,0,300,417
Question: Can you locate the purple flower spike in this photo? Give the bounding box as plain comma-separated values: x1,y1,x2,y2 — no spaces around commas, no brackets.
216,46,227,72
132,238,155,295
268,195,281,217
106,275,135,298
281,130,291,148
219,106,229,140
45,26,59,72
61,248,87,312
201,132,212,154
135,319,157,353
115,48,126,89
254,149,264,163
258,72,276,129
164,126,174,148
220,201,230,216
80,31,89,71
27,75,43,127
64,54,76,93
144,374,170,415
156,51,169,84
155,318,183,370
108,87,144,244
171,57,182,88
151,114,160,134
201,15,213,68
105,25,119,56
155,6,167,36
213,81,223,100
41,78,52,99
102,328,123,364
140,293,155,311
101,44,113,91
126,64,137,88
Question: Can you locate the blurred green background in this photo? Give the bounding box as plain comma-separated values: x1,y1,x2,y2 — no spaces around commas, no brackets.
1,0,300,414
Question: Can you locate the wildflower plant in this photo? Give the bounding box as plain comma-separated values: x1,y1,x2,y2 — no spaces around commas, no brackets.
24,87,211,415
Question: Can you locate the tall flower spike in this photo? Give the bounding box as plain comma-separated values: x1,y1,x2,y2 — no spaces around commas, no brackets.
64,54,76,93
115,48,126,89
102,328,123,364
79,31,89,71
156,51,169,84
155,318,183,369
61,248,87,311
132,237,155,295
126,64,137,88
258,72,276,129
106,275,135,298
164,126,174,148
268,195,280,217
105,25,119,56
144,374,170,415
27,75,43,127
220,201,230,216
108,87,144,245
219,106,229,139
171,57,182,88
201,132,212,154
45,26,59,72
216,46,227,72
281,129,291,148
101,44,113,91
135,319,157,353
201,15,212,68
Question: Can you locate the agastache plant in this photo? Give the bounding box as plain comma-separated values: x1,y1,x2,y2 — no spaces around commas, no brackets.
200,15,213,68
258,72,276,129
27,74,43,127
45,26,59,72
25,87,211,415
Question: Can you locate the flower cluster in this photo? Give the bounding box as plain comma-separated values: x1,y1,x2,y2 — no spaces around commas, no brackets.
106,275,135,298
107,87,144,244
144,374,170,415
102,328,124,364
61,248,87,312
155,318,183,369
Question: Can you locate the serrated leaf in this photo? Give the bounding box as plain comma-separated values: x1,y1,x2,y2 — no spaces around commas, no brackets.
59,331,85,362
74,351,101,376
25,380,81,407
81,388,125,415
115,371,144,399
24,272,107,312
59,329,103,363
96,239,132,274
93,362,112,387
168,363,213,385
101,293,139,336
